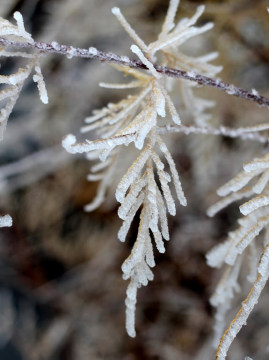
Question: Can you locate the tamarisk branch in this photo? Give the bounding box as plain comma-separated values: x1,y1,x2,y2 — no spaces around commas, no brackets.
1,37,269,109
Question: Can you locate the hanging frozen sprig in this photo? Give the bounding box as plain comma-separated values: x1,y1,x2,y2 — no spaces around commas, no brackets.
0,11,48,140
63,0,221,337
207,150,269,359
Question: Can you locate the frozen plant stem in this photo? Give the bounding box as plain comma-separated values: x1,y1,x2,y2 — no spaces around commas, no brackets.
1,37,269,109
159,124,269,143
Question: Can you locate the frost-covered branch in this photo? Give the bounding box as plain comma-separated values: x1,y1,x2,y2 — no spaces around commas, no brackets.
159,124,269,143
1,37,269,109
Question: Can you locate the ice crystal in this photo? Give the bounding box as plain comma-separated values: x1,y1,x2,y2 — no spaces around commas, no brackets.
0,214,12,227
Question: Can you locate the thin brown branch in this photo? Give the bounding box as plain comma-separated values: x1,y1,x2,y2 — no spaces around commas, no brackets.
1,37,269,109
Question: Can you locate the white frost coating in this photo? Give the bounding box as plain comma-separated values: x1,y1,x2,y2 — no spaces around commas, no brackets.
33,65,49,104
125,280,137,337
197,51,219,63
187,71,196,78
157,135,187,206
210,260,242,347
258,243,269,276
51,41,61,51
0,87,17,101
62,134,78,154
131,45,162,79
207,189,253,217
0,214,12,227
66,46,76,59
111,7,121,15
145,237,155,267
116,108,151,138
252,169,269,194
134,111,157,150
156,188,170,240
160,0,179,36
88,47,98,56
111,7,148,53
121,56,130,62
244,160,269,172
153,83,166,117
84,188,106,212
99,80,142,89
80,115,112,133
87,173,104,181
237,207,269,228
156,165,176,216
215,244,269,360
122,205,155,337
147,166,159,232
160,85,181,124
152,229,165,253
116,145,151,203
121,212,147,276
251,89,259,96
226,85,237,95
151,151,165,170
118,177,147,220
85,109,108,124
0,79,22,140
206,241,231,268
13,11,25,32
13,11,34,43
240,195,269,216
109,85,151,125
217,170,262,197
13,11,24,27
177,4,205,30
243,153,269,172
149,22,213,54
236,216,269,255
247,242,258,283
62,133,135,154
8,65,32,85
211,258,242,307
62,0,222,340
239,123,269,133
90,158,111,172
85,157,118,212
118,192,145,242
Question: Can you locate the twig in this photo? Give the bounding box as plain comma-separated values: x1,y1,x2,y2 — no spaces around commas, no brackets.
1,37,269,109
159,124,269,143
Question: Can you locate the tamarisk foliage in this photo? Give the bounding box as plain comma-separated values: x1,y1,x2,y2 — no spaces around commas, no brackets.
207,152,269,360
0,11,48,140
1,1,269,359
63,0,222,337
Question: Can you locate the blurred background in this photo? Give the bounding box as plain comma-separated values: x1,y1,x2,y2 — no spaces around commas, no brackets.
0,0,269,359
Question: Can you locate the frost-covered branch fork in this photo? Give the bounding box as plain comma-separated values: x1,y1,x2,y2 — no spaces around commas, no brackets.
1,37,269,109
